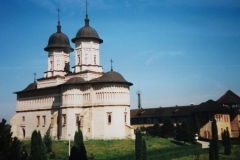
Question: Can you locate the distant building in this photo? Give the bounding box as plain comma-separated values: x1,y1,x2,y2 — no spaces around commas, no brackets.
10,11,134,140
131,90,240,139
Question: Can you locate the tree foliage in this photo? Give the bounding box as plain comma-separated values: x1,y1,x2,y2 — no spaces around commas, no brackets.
0,119,21,160
70,129,87,160
141,139,147,160
194,116,200,136
30,130,47,160
210,118,219,160
135,129,147,160
161,118,175,138
209,140,215,160
43,132,52,153
222,127,231,155
135,129,142,160
180,120,194,143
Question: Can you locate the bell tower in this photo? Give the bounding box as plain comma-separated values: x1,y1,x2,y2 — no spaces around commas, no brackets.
71,1,103,74
44,8,73,78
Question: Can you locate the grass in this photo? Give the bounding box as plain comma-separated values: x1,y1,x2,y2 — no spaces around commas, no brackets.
174,143,240,160
21,136,240,160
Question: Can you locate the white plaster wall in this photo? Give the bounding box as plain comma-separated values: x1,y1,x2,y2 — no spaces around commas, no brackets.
74,39,102,73
13,110,54,140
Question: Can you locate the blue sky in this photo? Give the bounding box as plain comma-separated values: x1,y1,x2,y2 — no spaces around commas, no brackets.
1,0,240,122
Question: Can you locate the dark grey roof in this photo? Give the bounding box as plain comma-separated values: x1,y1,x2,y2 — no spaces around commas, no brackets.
131,100,230,119
91,71,133,85
217,90,240,104
65,77,85,84
195,99,229,112
44,22,73,52
23,82,37,91
72,15,103,43
131,106,195,118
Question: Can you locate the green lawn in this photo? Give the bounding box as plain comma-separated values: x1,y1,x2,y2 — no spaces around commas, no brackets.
21,136,239,160
176,144,240,160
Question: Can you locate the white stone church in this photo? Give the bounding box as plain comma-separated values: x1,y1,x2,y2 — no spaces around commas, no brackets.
10,11,134,140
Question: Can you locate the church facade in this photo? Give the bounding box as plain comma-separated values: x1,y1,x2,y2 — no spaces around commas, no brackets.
10,12,134,140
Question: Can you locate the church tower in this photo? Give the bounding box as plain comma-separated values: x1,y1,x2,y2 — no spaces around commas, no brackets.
71,6,103,76
44,10,73,78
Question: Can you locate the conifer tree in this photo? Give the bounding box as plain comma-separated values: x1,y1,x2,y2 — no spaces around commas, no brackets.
31,130,47,160
72,130,87,160
141,139,147,160
211,118,219,160
31,130,38,158
43,132,52,153
224,127,231,155
180,120,193,143
135,129,142,160
161,118,175,138
209,140,215,160
194,116,200,136
0,119,21,160
221,130,226,147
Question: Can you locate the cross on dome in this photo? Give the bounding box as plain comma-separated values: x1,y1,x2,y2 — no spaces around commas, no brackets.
34,72,36,83
110,59,114,71
85,0,89,16
56,8,61,33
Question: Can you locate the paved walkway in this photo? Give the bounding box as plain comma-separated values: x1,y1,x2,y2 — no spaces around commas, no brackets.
197,140,209,148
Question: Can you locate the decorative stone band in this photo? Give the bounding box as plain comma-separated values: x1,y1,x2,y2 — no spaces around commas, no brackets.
16,105,131,112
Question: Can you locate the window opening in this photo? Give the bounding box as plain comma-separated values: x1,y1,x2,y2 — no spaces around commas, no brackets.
37,116,40,127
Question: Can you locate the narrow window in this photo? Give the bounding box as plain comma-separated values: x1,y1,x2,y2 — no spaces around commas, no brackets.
88,128,90,132
125,114,127,123
94,55,96,64
37,116,40,127
22,116,25,122
62,114,66,126
43,116,46,127
108,115,111,124
107,112,112,125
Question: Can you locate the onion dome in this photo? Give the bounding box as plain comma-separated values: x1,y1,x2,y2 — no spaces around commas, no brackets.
72,15,103,43
65,77,85,84
23,82,37,91
44,21,73,52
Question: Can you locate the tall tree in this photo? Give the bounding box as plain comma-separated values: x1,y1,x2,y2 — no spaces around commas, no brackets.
224,127,231,155
211,118,219,160
180,120,193,144
0,119,21,160
209,140,215,160
161,118,175,138
43,132,52,153
141,139,147,160
194,116,200,136
71,130,87,160
31,130,47,160
135,129,142,160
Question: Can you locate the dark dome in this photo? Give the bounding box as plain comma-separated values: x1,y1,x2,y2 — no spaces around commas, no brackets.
72,16,103,43
92,71,132,85
23,82,37,91
65,77,85,84
44,22,73,52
